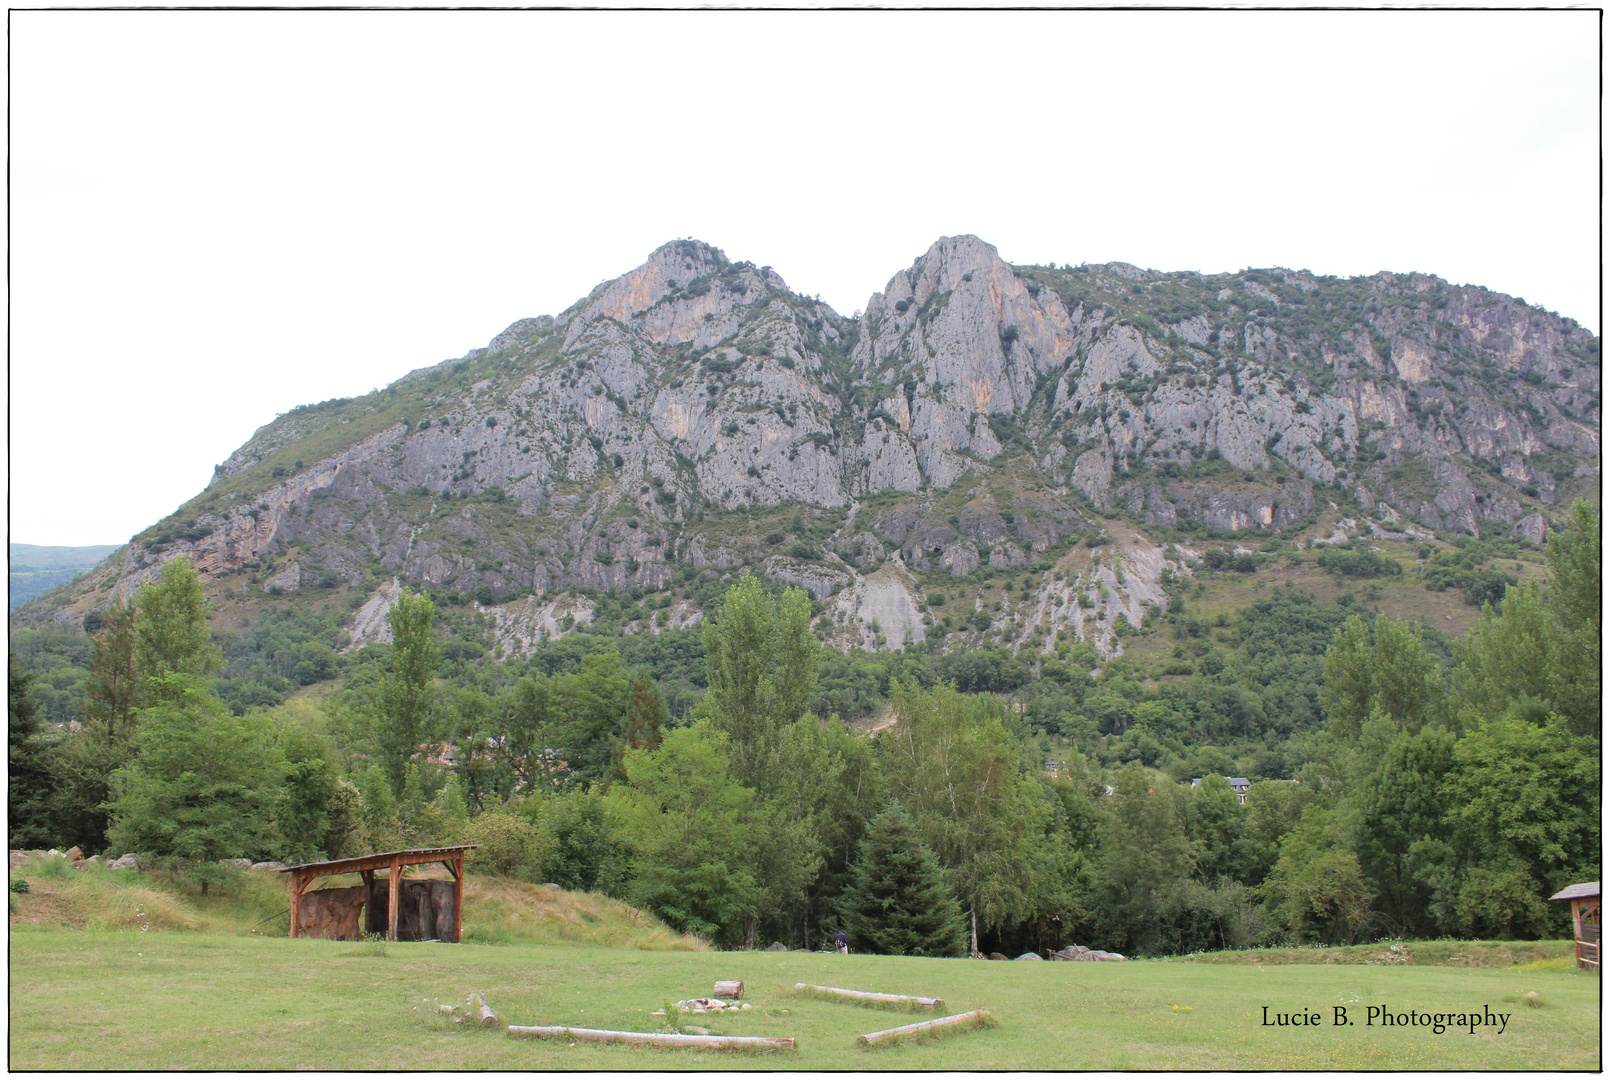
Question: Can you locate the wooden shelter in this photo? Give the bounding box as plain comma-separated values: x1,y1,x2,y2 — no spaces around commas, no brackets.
278,846,478,943
1548,881,1599,970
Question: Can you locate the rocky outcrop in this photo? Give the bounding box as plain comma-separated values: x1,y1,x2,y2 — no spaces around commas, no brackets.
22,236,1597,646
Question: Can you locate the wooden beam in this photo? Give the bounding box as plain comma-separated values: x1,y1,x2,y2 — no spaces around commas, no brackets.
387,861,402,943
274,847,479,880
794,983,943,1011
507,1025,795,1051
452,858,464,944
857,1009,994,1048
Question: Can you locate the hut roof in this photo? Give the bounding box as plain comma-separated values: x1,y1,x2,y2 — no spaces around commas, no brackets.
1548,881,1600,902
276,845,479,877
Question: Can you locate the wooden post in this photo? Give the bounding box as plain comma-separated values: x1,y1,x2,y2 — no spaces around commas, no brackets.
451,857,464,943
289,872,308,939
360,870,375,936
387,860,402,942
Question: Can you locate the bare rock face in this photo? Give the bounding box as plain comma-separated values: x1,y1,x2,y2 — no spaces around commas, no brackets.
28,236,1596,647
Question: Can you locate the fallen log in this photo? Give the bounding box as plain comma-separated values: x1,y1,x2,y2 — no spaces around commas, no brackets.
713,980,744,1000
507,1025,794,1051
858,1009,995,1048
794,983,943,1011
470,992,498,1027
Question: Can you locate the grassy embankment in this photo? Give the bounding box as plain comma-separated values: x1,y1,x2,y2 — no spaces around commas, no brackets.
8,857,1596,1071
6,853,703,952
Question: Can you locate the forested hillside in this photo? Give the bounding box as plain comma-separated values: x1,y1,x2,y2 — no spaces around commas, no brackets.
9,502,1597,957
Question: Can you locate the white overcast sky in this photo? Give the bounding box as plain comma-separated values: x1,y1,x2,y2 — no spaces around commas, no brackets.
9,9,1600,548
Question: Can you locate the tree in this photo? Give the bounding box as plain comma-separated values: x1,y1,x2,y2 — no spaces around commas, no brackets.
85,599,140,739
880,682,1047,955
1353,726,1456,937
8,652,56,848
132,557,221,700
611,672,667,781
1438,708,1598,938
105,675,286,890
1320,614,1445,742
376,592,439,794
1261,804,1374,944
839,803,967,957
700,575,818,789
1453,500,1600,738
1087,765,1196,955
269,719,339,863
605,725,759,944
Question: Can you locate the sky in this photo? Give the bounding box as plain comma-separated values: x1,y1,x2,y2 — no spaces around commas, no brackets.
9,9,1600,548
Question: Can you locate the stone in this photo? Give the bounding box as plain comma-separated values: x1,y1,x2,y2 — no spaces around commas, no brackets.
766,941,788,951
65,847,84,861
251,862,284,871
232,858,255,869
1014,952,1043,961
988,952,1009,961
9,852,26,869
109,853,146,872
1513,513,1548,546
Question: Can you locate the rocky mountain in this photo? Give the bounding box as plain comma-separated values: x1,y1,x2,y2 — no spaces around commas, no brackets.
21,236,1599,658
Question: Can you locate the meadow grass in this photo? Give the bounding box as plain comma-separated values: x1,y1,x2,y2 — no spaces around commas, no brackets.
8,930,1598,1071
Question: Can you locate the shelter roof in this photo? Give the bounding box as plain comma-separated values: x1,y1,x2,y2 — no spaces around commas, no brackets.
277,846,479,878
1548,881,1600,902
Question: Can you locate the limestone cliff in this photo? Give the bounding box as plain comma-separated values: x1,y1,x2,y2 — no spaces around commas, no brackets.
25,236,1599,658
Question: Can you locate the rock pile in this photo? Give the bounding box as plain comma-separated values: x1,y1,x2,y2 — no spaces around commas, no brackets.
1049,944,1126,961
664,998,754,1015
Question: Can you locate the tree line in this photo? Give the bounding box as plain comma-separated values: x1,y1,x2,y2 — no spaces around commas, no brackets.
8,501,1599,953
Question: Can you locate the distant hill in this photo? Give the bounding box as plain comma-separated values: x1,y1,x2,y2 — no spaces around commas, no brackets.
9,545,121,609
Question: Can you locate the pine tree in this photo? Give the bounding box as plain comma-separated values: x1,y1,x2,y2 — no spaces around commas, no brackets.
839,803,966,957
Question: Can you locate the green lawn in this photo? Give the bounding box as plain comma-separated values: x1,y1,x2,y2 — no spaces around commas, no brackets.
9,930,1598,1070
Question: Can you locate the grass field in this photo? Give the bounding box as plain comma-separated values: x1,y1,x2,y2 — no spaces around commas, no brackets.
9,930,1598,1071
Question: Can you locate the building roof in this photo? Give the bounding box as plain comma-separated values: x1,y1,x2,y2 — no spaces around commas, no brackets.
277,846,480,878
1548,881,1600,902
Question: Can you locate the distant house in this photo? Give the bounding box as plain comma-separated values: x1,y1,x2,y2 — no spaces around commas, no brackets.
1187,776,1253,804
1548,881,1599,970
1043,761,1069,780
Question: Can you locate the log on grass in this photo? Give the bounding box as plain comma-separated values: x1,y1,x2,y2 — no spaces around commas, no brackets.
713,980,744,1000
507,1025,794,1050
794,983,944,1011
858,1009,994,1048
470,992,498,1027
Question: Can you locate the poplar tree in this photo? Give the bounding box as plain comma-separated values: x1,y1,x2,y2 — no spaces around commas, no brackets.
376,592,439,794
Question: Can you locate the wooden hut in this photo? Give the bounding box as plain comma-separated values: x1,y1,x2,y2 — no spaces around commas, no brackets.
1547,881,1599,970
278,846,478,943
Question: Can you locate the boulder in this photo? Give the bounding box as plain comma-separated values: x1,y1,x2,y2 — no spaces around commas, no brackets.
1090,950,1126,961
65,846,84,861
988,952,1009,960
1513,513,1548,546
251,862,284,871
765,941,788,952
9,851,25,869
232,858,255,869
1014,952,1043,960
109,853,147,872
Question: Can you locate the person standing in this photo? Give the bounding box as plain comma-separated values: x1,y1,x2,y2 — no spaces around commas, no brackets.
834,930,849,955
